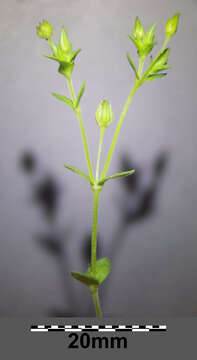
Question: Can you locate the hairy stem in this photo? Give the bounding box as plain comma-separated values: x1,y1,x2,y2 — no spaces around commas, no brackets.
67,77,94,182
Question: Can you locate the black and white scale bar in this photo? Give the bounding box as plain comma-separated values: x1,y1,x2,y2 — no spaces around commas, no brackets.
31,325,167,333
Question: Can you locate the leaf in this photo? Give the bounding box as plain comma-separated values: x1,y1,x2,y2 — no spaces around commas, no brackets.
71,271,99,286
98,169,135,185
51,93,74,108
75,80,86,108
70,48,82,62
142,48,170,82
150,48,170,73
128,34,139,49
127,52,139,79
64,164,91,183
43,54,58,62
86,257,111,284
144,73,167,81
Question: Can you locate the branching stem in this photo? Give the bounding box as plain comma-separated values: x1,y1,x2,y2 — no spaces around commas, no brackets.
67,77,94,182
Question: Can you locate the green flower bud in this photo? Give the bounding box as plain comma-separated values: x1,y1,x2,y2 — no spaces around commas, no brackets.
36,20,53,40
165,13,180,38
59,26,72,54
96,100,114,129
133,17,145,40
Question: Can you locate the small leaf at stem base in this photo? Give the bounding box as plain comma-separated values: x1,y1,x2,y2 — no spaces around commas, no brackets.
71,271,99,286
86,257,111,284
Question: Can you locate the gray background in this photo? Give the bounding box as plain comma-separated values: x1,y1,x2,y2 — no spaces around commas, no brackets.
0,0,197,317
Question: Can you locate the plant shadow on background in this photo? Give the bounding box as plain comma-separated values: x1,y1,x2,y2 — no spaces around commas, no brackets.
20,148,169,317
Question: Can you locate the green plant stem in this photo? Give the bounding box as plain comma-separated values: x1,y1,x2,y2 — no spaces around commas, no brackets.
91,187,101,274
90,286,102,318
67,77,94,182
100,56,146,180
100,82,138,179
96,128,105,181
90,187,102,317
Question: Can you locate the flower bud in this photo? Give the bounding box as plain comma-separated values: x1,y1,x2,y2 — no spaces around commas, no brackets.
96,100,114,129
165,13,180,38
59,26,72,54
36,20,53,40
133,17,145,40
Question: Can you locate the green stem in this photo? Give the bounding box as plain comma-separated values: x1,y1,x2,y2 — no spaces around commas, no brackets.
100,55,146,180
90,187,102,317
100,82,138,179
91,187,101,274
96,128,105,181
90,287,102,318
67,77,94,182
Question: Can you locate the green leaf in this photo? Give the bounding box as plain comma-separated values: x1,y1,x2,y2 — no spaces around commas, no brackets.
64,164,91,183
51,93,74,108
71,271,99,286
43,54,58,61
75,80,86,108
126,52,139,79
98,170,135,185
144,73,167,81
70,48,81,62
128,34,139,49
150,48,170,73
86,258,111,284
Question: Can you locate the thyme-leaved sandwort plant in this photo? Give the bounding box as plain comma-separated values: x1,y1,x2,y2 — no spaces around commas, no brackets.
36,13,180,317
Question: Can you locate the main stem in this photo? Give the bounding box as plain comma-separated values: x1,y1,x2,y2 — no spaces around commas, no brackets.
90,286,102,318
91,188,101,274
67,77,94,182
90,187,102,317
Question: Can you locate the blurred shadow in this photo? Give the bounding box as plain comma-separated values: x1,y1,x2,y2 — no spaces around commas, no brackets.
20,149,169,317
20,151,81,316
101,151,169,304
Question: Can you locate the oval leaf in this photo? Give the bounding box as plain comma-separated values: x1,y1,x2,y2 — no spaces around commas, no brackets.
71,271,99,286
86,257,111,284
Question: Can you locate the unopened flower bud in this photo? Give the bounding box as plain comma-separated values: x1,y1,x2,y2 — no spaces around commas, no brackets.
96,100,114,129
36,20,53,40
133,17,145,40
165,13,180,39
